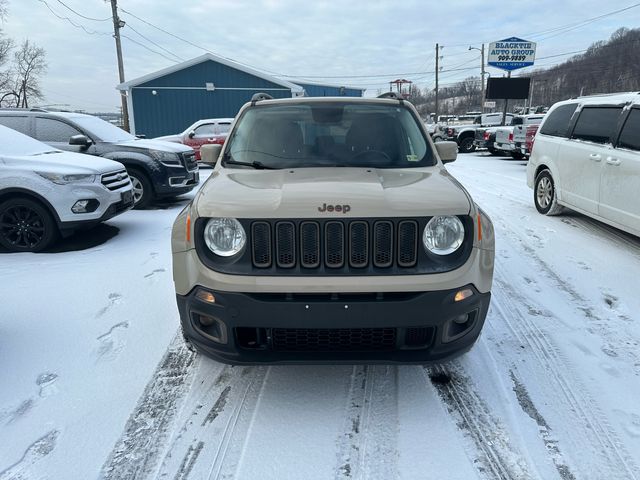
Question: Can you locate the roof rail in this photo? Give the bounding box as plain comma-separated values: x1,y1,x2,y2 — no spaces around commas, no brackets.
0,107,47,112
251,92,273,105
577,91,640,99
377,91,403,101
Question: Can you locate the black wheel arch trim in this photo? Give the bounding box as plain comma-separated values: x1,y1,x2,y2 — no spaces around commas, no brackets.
0,188,62,225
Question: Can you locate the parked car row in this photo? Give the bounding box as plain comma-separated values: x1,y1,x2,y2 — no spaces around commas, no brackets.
528,91,640,237
0,110,202,252
494,114,545,159
156,117,233,161
440,113,515,153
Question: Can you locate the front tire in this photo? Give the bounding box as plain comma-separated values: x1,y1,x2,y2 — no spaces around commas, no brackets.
534,169,563,215
128,169,153,209
458,136,476,154
0,197,58,252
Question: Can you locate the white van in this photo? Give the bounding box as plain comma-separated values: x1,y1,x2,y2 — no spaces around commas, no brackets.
527,92,640,236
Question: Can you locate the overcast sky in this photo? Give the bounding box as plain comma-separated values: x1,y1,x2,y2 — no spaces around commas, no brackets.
1,0,638,112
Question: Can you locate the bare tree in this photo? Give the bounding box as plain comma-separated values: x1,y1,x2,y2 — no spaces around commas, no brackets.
13,39,47,107
0,0,8,22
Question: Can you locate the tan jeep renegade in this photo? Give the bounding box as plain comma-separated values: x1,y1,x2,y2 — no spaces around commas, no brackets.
171,93,494,364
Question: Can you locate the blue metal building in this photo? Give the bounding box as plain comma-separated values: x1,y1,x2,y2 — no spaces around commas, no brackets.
117,53,364,138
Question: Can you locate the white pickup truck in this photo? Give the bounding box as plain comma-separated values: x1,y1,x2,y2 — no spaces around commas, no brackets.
494,115,545,159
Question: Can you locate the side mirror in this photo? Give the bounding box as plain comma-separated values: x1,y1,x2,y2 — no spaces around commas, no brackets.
69,135,92,147
188,131,196,139
200,144,222,166
435,141,458,164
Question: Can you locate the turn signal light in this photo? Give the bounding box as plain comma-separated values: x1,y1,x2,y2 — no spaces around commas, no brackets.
195,289,216,304
454,288,474,302
186,213,191,243
477,213,483,241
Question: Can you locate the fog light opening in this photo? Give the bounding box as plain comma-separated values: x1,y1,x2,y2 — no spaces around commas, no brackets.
198,314,215,327
195,289,216,304
193,313,227,344
453,313,469,324
454,288,474,302
71,199,99,213
443,310,478,343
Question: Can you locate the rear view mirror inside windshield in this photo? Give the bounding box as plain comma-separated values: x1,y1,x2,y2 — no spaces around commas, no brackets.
312,106,344,124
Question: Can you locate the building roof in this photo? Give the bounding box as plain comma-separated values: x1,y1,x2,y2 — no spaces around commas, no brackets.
284,79,365,92
116,53,304,94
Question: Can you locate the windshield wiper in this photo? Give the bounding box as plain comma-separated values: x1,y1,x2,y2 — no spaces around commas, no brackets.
222,153,278,170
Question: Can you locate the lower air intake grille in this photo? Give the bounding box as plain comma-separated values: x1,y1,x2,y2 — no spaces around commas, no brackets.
272,327,396,351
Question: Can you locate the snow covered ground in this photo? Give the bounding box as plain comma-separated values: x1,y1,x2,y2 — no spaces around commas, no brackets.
2,154,640,480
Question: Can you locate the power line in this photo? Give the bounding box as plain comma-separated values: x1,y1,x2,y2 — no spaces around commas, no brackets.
54,0,111,21
441,2,640,47
125,23,183,62
37,0,110,35
121,34,180,64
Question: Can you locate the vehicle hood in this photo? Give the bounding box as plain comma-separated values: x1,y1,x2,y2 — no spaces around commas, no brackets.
153,134,183,143
2,150,125,174
115,138,193,153
196,167,471,218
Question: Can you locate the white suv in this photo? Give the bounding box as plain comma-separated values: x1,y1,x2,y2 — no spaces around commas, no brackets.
0,125,134,252
527,92,640,237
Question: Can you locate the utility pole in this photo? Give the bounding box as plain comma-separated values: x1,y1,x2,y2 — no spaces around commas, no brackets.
469,44,485,112
435,43,439,121
480,44,485,112
110,0,129,132
502,71,511,125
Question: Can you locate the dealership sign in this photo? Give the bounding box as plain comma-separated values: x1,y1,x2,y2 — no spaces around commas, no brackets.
488,37,536,71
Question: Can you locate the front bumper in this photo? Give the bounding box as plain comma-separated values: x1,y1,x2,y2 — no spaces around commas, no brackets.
155,169,199,197
58,192,134,235
176,285,490,364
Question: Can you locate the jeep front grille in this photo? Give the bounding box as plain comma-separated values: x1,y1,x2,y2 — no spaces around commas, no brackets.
101,169,130,191
194,216,474,276
251,219,418,270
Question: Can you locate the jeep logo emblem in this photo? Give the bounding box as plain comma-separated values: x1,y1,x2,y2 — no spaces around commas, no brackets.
318,203,351,214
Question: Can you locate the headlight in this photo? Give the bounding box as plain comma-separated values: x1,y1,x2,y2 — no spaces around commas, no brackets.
149,150,181,166
36,172,96,184
204,218,246,257
423,216,465,255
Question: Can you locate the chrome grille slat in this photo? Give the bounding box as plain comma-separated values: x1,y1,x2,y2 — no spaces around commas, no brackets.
101,169,130,191
182,152,198,171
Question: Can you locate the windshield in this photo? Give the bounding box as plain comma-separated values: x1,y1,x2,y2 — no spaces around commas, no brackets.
225,102,434,169
70,115,136,143
0,125,59,156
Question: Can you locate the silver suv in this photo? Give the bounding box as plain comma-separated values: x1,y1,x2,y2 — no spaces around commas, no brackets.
0,125,133,252
172,94,495,364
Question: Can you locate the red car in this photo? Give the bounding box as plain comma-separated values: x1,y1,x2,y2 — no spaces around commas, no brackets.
155,118,233,161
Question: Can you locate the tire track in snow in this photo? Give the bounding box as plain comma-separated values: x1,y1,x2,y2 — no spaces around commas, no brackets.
492,271,639,480
425,363,532,480
99,333,197,480
153,364,269,480
334,365,399,479
472,186,640,375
